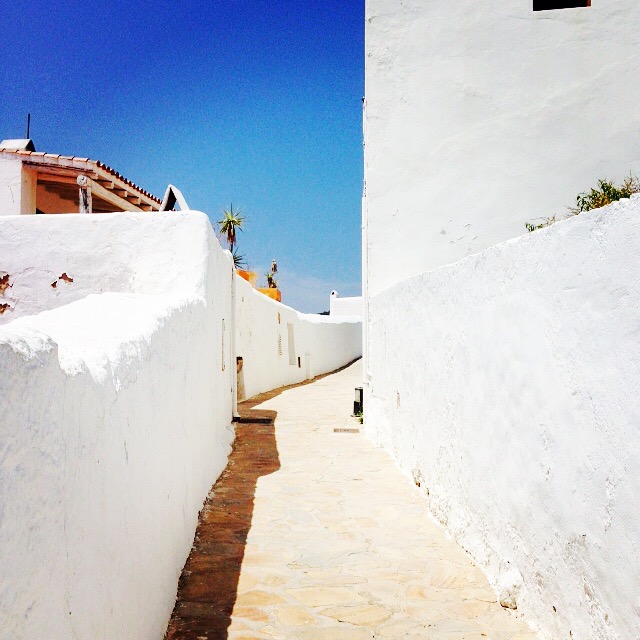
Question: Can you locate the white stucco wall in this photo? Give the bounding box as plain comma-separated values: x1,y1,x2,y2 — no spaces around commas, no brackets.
0,155,34,217
235,276,363,401
0,212,235,640
0,210,364,638
364,0,640,296
329,292,363,318
366,197,640,639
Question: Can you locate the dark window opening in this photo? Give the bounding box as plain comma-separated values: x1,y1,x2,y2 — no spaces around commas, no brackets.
534,0,590,10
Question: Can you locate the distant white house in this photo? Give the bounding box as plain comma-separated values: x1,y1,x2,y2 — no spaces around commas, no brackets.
329,291,362,318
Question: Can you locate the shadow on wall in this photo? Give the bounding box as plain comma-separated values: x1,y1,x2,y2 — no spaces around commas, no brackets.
164,360,362,639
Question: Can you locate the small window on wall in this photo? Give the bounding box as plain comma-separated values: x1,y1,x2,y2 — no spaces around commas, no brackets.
534,0,590,10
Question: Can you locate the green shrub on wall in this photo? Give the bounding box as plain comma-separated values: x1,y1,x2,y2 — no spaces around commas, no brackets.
572,175,640,214
526,175,640,232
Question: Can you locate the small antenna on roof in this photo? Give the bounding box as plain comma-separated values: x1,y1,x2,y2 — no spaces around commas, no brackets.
26,113,31,139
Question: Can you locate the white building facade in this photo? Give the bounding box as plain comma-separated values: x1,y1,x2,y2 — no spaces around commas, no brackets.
364,0,640,297
329,291,363,318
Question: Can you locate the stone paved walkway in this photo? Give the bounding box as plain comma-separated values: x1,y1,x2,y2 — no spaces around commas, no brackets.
166,361,537,640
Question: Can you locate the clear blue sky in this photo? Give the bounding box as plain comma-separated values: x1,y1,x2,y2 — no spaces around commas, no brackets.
0,0,364,313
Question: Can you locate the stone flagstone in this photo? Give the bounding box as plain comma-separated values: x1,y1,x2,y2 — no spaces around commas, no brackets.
165,361,538,639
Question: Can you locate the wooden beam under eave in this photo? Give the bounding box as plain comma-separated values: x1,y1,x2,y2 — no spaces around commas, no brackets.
89,179,143,212
37,169,95,183
35,168,159,211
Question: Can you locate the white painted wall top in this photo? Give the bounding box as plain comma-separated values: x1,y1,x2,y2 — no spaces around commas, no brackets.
364,0,640,295
0,212,212,323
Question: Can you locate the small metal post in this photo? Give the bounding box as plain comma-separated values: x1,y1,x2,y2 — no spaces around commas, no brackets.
354,386,363,415
77,174,92,214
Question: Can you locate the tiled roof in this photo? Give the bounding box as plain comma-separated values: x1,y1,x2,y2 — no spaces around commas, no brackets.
0,148,161,205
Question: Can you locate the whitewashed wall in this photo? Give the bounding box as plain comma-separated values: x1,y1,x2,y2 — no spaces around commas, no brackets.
0,212,235,640
366,198,640,640
364,0,640,296
0,210,363,639
235,276,362,401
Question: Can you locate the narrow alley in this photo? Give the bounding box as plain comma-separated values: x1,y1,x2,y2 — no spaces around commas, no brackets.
165,361,537,640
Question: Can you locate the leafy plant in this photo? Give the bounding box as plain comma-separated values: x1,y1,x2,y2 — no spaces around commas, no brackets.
264,259,279,288
217,203,245,254
526,174,639,232
571,175,640,215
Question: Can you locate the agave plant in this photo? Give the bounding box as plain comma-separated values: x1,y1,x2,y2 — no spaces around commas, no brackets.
217,203,245,253
232,250,247,269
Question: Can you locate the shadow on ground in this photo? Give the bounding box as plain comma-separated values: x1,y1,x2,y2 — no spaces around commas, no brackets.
164,398,280,639
164,360,360,640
